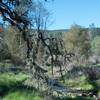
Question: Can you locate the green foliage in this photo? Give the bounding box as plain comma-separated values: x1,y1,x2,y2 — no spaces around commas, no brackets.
91,36,100,55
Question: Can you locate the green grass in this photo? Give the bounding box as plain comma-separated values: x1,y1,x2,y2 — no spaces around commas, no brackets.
98,90,100,96
60,75,94,91
0,72,43,100
0,68,99,100
3,89,43,100
4,90,92,100
61,96,93,100
0,72,28,95
93,63,100,67
96,79,100,85
0,72,28,86
0,62,12,66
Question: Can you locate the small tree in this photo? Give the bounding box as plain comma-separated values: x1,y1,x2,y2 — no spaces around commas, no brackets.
63,24,91,63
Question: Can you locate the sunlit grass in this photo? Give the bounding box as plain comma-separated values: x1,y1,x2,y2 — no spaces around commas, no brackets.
0,72,28,86
0,72,28,95
3,90,43,100
60,75,94,91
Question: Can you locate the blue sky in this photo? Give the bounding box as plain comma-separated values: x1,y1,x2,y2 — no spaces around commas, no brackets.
46,0,100,30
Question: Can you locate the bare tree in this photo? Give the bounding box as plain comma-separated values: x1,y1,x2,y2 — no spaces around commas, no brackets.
30,1,56,76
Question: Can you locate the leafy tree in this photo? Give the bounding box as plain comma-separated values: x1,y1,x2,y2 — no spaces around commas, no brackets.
3,26,26,65
4,26,27,59
0,24,11,61
63,24,91,60
91,36,100,55
0,38,11,61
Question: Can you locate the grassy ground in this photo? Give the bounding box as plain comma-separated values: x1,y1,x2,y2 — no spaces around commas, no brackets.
60,75,94,90
0,72,43,100
3,89,43,100
0,72,95,100
0,64,100,100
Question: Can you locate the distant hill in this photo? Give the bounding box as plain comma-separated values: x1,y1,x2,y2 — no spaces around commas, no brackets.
48,29,68,33
48,28,100,36
46,29,68,37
